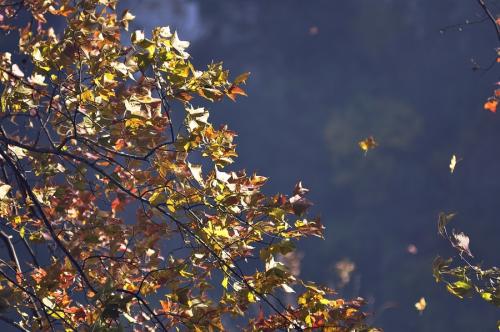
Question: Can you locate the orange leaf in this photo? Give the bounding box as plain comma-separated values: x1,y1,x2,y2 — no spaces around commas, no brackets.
114,138,126,151
484,99,498,113
227,85,247,102
358,136,378,153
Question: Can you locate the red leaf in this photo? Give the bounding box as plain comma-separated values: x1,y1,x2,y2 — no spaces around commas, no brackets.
111,197,125,213
227,85,247,102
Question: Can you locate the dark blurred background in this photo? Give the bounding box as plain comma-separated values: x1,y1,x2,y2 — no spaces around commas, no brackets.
118,0,500,330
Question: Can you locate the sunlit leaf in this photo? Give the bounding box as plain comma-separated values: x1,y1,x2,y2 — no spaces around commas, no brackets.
358,136,377,154
484,99,498,113
414,297,426,314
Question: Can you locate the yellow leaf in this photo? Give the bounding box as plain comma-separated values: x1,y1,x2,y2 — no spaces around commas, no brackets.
149,190,165,206
358,136,377,154
414,297,426,314
13,216,22,225
247,291,256,303
80,90,94,102
103,72,115,84
305,314,313,327
125,118,145,130
221,276,228,290
449,154,462,174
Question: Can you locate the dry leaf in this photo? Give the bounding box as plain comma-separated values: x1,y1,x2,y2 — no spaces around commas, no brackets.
415,297,427,314
484,99,498,113
407,244,418,255
449,154,459,174
453,231,473,257
358,136,377,154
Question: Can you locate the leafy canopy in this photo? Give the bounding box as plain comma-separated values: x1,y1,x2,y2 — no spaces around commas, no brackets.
0,0,376,331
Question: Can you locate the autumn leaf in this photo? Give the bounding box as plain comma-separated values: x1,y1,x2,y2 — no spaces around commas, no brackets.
452,231,473,258
114,138,126,151
414,297,427,314
358,136,378,154
226,85,248,102
449,154,461,174
233,72,251,85
484,99,498,113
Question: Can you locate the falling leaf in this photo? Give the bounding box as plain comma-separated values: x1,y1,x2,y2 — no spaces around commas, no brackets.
358,136,378,154
449,154,460,174
309,26,319,35
453,231,473,257
407,244,418,255
335,259,355,287
415,297,427,314
484,99,498,113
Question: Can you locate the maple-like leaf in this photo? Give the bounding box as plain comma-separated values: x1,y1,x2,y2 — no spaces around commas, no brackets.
358,136,378,154
415,297,427,314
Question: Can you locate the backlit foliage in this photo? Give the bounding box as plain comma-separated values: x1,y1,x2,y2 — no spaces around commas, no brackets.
435,213,500,328
0,0,377,330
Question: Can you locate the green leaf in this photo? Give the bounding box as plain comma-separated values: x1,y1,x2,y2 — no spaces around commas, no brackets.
446,280,472,299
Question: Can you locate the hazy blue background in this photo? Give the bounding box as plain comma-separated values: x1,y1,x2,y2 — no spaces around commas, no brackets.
120,1,500,330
